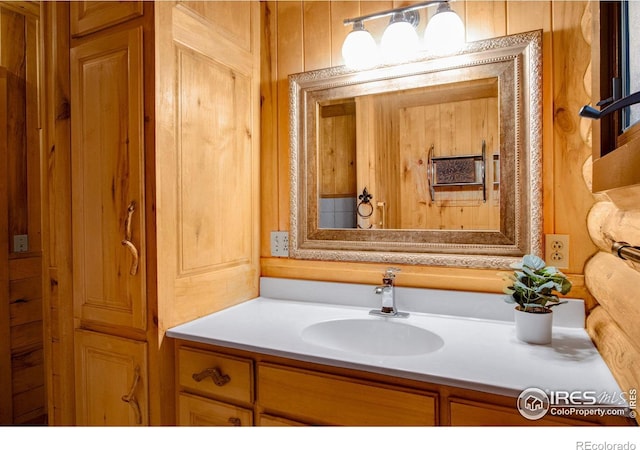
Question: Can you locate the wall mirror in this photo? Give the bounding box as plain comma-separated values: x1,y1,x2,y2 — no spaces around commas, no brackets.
289,30,542,269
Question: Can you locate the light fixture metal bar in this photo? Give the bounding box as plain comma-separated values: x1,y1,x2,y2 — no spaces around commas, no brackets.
343,0,446,26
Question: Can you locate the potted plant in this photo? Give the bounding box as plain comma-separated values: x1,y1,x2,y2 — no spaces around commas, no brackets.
503,254,572,344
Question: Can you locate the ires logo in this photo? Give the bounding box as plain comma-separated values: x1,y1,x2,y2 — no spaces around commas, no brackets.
517,388,636,420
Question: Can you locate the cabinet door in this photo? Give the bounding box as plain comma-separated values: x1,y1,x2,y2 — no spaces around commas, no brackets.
449,398,594,426
70,26,146,332
155,1,261,331
178,393,253,426
74,330,148,425
71,1,143,37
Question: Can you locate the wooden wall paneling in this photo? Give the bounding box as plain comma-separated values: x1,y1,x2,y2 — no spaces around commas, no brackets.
12,385,45,423
12,347,44,399
25,13,41,255
1,8,28,251
9,254,44,423
355,95,379,229
318,104,357,197
396,90,498,230
0,66,13,425
42,1,74,424
398,101,424,228
551,1,596,273
465,1,506,42
0,3,43,424
155,1,261,331
260,1,278,257
276,1,303,231
505,1,554,235
303,1,331,71
259,1,599,295
9,269,42,327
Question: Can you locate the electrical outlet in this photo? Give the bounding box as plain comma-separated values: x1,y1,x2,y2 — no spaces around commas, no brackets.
13,234,29,253
270,231,289,257
545,234,569,269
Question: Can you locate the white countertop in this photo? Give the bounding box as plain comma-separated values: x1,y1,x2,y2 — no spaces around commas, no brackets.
166,277,623,400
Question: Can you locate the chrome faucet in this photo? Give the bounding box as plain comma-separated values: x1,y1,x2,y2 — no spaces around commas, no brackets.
370,268,409,318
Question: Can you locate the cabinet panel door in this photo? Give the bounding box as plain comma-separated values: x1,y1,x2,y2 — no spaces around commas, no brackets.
155,1,261,331
178,393,253,426
71,1,143,37
74,330,148,425
70,26,146,331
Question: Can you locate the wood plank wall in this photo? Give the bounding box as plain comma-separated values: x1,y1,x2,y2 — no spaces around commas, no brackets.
260,1,593,298
0,1,45,424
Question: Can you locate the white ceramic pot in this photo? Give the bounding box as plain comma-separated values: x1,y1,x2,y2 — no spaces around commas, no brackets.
514,306,553,345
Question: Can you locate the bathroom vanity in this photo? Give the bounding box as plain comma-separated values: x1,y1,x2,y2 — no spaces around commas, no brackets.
167,278,635,426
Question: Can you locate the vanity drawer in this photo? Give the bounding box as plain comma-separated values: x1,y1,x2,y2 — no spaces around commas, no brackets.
178,347,253,404
448,398,593,426
178,393,253,426
257,363,437,426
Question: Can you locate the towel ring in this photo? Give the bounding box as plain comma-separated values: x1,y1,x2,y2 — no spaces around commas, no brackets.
357,187,374,219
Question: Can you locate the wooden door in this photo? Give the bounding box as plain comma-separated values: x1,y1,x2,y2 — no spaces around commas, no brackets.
70,26,146,332
155,1,261,331
74,330,148,425
70,1,143,37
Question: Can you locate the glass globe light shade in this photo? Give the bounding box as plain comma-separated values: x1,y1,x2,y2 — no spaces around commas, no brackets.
342,23,378,70
380,13,419,64
424,3,465,54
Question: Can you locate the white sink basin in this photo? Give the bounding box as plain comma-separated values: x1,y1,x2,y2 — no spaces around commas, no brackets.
301,318,444,356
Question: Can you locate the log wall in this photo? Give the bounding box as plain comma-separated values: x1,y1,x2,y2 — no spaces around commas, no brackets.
581,3,640,424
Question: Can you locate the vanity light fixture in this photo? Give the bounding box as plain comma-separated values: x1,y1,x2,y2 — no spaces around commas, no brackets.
341,21,379,69
341,0,465,69
380,12,420,63
423,1,465,54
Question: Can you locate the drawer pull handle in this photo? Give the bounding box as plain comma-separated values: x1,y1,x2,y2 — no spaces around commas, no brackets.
121,365,142,424
228,417,242,426
121,201,139,276
192,367,231,386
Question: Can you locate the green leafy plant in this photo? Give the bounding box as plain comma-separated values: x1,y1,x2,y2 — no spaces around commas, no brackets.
503,254,572,312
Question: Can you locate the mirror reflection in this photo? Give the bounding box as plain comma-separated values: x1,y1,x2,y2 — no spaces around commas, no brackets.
317,78,500,231
290,30,543,268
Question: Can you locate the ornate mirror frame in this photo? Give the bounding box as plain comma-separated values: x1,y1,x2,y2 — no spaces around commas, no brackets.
289,30,542,269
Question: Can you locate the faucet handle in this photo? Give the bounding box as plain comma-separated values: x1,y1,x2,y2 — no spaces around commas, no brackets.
383,267,401,279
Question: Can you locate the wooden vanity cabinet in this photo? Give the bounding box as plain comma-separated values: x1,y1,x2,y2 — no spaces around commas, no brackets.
175,340,633,427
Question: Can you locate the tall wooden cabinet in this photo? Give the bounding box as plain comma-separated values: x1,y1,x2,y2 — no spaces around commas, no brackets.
43,0,261,425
